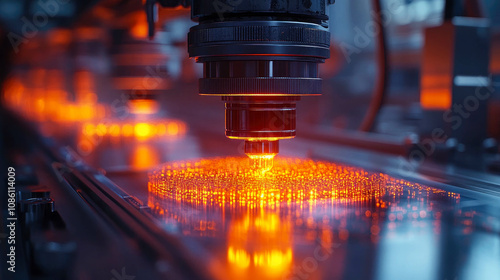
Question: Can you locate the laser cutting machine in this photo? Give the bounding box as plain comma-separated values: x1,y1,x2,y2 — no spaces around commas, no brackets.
1,0,500,279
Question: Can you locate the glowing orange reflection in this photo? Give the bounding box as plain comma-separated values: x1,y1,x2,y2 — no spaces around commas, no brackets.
227,212,292,278
421,74,452,110
129,12,149,39
421,88,451,110
129,99,159,115
247,153,276,173
2,70,106,123
47,29,71,46
131,144,160,170
81,119,187,140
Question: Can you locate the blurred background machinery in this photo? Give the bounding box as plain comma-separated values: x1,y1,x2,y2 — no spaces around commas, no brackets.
1,0,500,280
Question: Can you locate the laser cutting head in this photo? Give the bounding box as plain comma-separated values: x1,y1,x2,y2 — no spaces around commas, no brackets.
147,0,333,157
187,0,333,157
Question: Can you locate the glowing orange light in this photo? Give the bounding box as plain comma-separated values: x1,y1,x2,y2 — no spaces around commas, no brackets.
166,122,179,136
147,157,462,279
134,123,152,138
3,70,106,123
109,124,121,137
130,12,149,39
83,123,96,136
421,74,451,110
227,247,251,269
148,157,460,214
75,27,102,41
96,123,107,136
47,28,71,45
147,157,405,218
421,88,451,110
131,144,160,170
224,212,293,278
123,123,134,137
157,124,167,135
75,71,98,104
80,119,186,141
247,153,276,173
129,99,159,115
2,77,24,107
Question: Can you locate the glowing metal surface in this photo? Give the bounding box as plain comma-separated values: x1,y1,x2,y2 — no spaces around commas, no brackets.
147,157,466,279
148,157,404,208
148,157,461,213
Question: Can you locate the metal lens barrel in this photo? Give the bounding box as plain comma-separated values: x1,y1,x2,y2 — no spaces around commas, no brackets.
188,0,331,154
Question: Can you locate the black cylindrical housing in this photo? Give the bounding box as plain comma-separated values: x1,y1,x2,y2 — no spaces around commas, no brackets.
188,0,332,152
224,96,298,138
188,0,331,96
191,0,330,23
